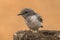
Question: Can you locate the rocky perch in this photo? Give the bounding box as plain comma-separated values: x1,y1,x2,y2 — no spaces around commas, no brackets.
13,30,60,40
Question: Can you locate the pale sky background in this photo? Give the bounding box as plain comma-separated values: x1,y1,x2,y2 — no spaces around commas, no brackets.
0,0,60,40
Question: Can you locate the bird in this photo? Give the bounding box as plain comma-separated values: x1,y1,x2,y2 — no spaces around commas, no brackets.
18,8,43,33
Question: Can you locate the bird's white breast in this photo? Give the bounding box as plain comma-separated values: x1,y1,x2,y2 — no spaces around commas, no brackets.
29,15,38,22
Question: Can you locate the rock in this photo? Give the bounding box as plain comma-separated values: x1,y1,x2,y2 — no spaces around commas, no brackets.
13,30,60,40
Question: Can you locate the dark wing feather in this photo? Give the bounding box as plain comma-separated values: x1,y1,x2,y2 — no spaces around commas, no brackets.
36,14,43,23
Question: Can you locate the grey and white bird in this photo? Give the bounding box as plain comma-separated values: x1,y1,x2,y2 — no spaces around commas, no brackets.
18,8,43,33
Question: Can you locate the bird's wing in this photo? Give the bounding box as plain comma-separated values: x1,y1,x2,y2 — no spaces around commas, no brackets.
36,14,43,23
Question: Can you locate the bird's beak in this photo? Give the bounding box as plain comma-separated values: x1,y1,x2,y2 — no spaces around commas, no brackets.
18,14,22,16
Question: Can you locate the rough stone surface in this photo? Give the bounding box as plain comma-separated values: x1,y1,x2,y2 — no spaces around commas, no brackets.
13,30,60,40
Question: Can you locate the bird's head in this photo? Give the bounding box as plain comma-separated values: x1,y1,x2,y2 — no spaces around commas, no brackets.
18,8,35,18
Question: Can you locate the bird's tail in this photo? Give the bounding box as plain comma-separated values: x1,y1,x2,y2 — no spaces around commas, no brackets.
41,25,43,28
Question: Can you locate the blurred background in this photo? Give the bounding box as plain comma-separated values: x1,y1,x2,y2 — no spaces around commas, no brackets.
0,0,60,40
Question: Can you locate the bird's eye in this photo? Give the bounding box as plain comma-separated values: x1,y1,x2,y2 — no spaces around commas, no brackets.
25,11,28,13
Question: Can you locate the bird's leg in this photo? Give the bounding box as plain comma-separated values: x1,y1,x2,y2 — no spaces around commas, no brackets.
29,29,36,33
32,30,38,33
29,29,38,33
34,30,38,33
